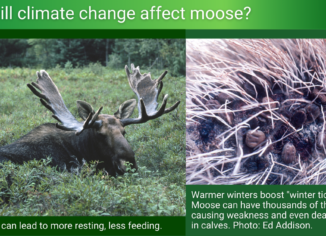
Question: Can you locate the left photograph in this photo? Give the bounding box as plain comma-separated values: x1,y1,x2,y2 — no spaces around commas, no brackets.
0,39,185,216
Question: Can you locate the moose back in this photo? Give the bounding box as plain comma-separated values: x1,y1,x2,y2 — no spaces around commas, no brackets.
0,65,180,176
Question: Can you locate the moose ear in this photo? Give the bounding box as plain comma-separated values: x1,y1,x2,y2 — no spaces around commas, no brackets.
114,99,137,119
77,100,94,120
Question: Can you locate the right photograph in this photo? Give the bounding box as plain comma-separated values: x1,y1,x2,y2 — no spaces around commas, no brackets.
186,39,326,185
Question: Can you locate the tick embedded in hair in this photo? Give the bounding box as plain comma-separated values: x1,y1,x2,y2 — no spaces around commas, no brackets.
262,97,277,109
198,120,214,142
282,142,297,164
291,110,306,128
313,88,326,105
305,104,320,123
245,130,266,148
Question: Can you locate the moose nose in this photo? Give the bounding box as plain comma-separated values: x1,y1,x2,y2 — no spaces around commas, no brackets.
120,160,127,172
119,159,137,172
131,159,138,172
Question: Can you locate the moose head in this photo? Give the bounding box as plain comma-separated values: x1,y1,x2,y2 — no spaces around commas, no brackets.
0,64,179,176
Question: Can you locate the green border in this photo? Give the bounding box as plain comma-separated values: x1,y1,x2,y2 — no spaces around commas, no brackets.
2,29,326,236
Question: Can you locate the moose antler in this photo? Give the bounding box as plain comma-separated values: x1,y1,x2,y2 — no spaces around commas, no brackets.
121,64,180,126
27,70,102,135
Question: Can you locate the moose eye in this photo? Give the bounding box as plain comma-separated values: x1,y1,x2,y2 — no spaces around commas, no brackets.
122,131,127,136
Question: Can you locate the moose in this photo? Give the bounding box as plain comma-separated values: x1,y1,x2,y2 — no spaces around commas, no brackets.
0,64,180,176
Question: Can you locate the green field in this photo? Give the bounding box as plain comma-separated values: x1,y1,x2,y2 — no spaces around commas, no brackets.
0,65,185,216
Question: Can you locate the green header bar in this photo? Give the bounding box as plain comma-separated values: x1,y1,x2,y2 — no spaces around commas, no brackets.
0,0,325,29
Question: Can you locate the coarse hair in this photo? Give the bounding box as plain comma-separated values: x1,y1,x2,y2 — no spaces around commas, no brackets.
187,39,326,185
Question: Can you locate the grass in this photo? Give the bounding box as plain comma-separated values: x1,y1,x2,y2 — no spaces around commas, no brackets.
0,65,185,215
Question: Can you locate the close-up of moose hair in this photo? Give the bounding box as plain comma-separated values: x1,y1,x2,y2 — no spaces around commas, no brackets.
187,39,326,185
0,64,180,176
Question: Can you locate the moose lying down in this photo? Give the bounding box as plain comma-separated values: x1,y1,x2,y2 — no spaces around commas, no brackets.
0,64,180,176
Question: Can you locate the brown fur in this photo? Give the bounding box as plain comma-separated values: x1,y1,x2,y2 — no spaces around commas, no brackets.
0,116,136,176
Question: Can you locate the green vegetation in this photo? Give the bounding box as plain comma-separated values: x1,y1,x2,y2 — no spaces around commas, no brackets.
0,66,185,216
0,39,185,76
